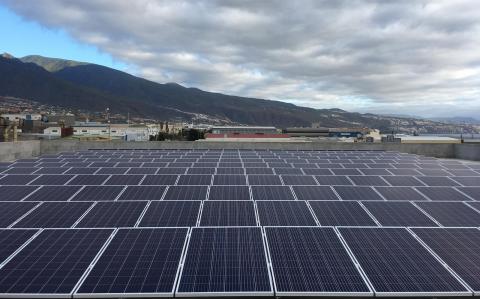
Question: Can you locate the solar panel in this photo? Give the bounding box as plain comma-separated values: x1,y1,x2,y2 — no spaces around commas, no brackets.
213,174,247,185
139,201,201,227
65,167,98,174
417,176,460,186
75,201,147,228
200,201,257,226
13,201,93,228
245,168,274,175
412,228,480,293
96,167,129,174
215,167,244,175
0,228,113,296
71,186,124,201
292,186,339,201
276,167,305,175
348,175,389,186
416,202,480,227
187,167,215,174
362,201,437,226
250,186,294,201
208,185,251,200
388,168,422,176
117,186,166,201
457,187,480,200
331,169,362,176
176,175,211,185
309,201,377,226
0,202,38,227
0,175,38,185
67,174,110,185
25,185,82,201
3,167,37,174
0,185,39,201
33,167,68,174
358,168,391,176
163,185,208,201
281,175,317,185
247,175,282,185
339,227,469,295
29,174,74,185
177,227,272,296
0,229,38,264
126,167,158,174
374,186,427,201
334,186,384,201
416,187,473,201
315,175,353,186
450,176,480,186
105,174,144,185
76,228,188,296
256,201,317,226
265,227,371,295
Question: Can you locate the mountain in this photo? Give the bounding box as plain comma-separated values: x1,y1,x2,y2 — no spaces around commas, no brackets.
429,117,480,125
0,53,477,133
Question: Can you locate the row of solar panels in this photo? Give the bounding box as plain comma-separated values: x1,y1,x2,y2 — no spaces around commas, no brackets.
1,173,479,188
0,226,479,297
2,165,480,178
2,199,480,228
2,184,479,202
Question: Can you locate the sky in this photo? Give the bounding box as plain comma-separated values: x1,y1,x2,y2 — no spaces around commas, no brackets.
1,0,480,118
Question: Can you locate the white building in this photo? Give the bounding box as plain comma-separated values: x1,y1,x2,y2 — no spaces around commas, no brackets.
43,127,62,137
72,124,149,141
1,113,42,122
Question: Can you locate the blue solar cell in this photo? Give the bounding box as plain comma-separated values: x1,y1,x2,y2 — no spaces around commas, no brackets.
163,186,208,201
33,167,68,174
96,167,129,174
142,174,178,185
177,227,272,295
374,187,427,201
292,186,339,201
0,185,39,201
416,187,473,201
25,185,82,201
3,167,38,174
450,176,480,186
139,201,201,227
0,228,113,296
187,167,215,174
265,227,371,295
156,167,187,174
417,176,460,186
256,201,317,226
67,174,110,185
245,168,273,175
177,175,211,185
339,227,469,295
349,175,389,186
0,229,38,264
0,175,39,185
334,186,384,201
362,201,437,226
213,175,247,185
76,201,147,228
127,167,158,174
309,201,377,226
29,174,75,185
65,167,99,174
247,175,282,185
13,202,93,228
71,186,124,201
117,186,166,201
104,174,144,185
251,186,294,201
457,187,480,200
359,168,391,176
0,202,38,227
76,228,188,296
200,201,257,226
412,228,480,293
281,175,317,185
315,175,353,186
417,202,480,227
215,167,245,175
208,185,250,200
331,169,362,176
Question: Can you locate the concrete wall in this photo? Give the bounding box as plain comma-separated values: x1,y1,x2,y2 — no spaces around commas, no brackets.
0,140,41,162
0,140,477,162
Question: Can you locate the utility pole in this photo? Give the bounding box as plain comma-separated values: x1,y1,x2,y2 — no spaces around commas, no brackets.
106,107,111,140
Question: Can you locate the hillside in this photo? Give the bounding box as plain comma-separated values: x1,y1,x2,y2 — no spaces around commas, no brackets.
0,53,477,133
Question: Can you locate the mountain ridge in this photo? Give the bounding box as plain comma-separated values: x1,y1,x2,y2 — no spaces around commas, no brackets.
0,53,477,133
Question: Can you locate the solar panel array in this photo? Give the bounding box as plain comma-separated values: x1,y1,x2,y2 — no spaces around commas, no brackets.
0,149,480,297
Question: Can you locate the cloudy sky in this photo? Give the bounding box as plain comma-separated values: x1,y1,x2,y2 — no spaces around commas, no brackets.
2,0,480,118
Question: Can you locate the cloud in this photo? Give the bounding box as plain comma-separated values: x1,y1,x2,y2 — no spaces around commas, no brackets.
2,0,480,117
